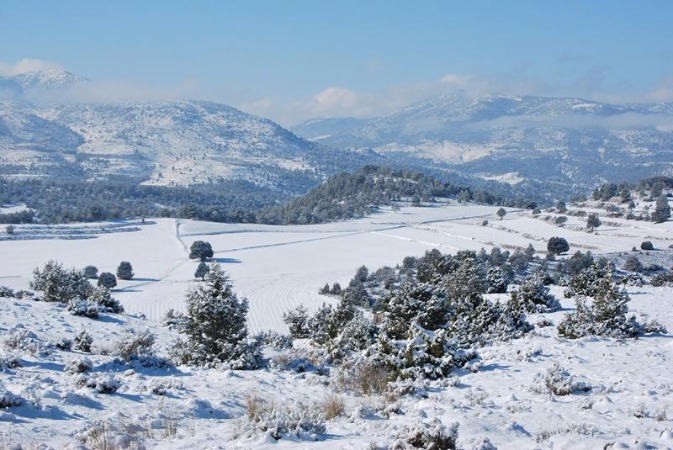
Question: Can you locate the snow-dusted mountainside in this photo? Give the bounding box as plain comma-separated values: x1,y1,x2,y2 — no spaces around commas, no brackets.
0,70,377,190
292,93,673,187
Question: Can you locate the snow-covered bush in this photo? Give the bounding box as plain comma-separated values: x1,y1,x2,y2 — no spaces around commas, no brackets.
243,394,327,441
365,326,479,381
325,310,377,360
391,419,459,450
74,330,93,353
89,286,124,314
75,373,122,393
563,264,609,298
170,264,261,369
533,363,591,396
67,298,100,318
0,387,23,408
511,273,561,313
75,416,145,449
254,330,293,351
558,276,664,338
64,356,93,373
115,328,155,361
383,283,449,339
54,337,72,351
3,328,50,356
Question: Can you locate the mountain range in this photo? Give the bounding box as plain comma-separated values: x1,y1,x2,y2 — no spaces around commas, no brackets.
292,93,673,189
2,69,673,197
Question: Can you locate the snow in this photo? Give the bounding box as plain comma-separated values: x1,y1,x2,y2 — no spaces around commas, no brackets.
1,202,673,448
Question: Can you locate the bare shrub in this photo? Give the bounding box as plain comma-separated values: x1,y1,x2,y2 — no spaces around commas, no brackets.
322,394,346,420
334,362,389,395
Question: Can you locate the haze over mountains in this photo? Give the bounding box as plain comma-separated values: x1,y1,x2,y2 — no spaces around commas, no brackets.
293,93,673,188
2,69,673,196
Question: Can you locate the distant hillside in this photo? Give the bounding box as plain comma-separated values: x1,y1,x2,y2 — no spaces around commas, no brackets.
292,93,673,189
0,69,382,192
258,165,537,225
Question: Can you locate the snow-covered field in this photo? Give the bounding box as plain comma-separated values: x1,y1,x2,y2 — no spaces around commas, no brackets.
1,202,673,448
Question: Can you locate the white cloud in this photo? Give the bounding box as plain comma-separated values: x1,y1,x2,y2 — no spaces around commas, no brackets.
0,58,63,76
238,98,274,117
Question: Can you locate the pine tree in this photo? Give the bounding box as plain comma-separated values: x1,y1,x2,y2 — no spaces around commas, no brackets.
586,213,601,231
30,260,92,303
116,261,134,280
652,194,671,223
171,264,258,368
97,272,117,289
194,262,210,280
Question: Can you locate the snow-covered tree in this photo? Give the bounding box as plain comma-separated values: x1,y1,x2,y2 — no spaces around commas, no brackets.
486,266,509,293
170,264,259,368
512,273,560,313
283,305,310,338
30,260,92,303
558,276,636,339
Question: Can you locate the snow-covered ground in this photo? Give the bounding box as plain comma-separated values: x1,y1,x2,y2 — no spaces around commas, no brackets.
1,202,672,448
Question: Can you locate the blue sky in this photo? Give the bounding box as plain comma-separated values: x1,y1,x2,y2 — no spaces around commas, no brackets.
1,0,672,124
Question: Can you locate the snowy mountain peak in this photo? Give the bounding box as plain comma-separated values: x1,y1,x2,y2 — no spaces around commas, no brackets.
14,69,87,92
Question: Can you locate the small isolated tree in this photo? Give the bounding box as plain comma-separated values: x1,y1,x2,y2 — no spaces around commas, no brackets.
116,261,134,280
194,261,210,280
171,264,258,368
586,213,601,231
189,240,214,261
640,241,654,251
97,272,117,289
5,225,15,235
547,237,570,255
652,194,671,223
83,265,98,279
496,208,507,220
